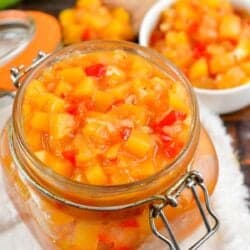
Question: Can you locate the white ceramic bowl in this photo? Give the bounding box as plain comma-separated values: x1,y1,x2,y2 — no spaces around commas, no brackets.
139,0,250,114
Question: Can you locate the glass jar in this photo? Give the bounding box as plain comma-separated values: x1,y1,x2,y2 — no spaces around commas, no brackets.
0,41,219,250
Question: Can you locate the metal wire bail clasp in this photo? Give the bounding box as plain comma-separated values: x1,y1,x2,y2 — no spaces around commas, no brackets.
10,51,48,88
149,170,219,250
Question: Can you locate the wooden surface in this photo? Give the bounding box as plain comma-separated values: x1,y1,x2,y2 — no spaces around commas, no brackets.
11,0,250,197
222,107,250,205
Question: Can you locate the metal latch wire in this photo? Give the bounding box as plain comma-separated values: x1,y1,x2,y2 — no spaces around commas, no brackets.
10,51,48,88
0,51,47,98
149,171,219,250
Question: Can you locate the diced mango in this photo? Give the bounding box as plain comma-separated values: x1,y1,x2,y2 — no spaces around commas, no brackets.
26,130,42,150
169,84,189,112
114,104,148,126
94,90,114,112
73,77,96,97
108,158,132,184
62,25,83,44
174,2,196,22
54,80,72,97
59,67,84,84
30,92,65,112
141,160,155,177
59,9,75,26
240,61,250,75
82,116,113,144
219,14,241,40
132,79,154,103
35,150,73,177
189,58,208,80
105,20,129,40
165,31,188,46
43,202,75,226
75,142,94,164
85,163,107,185
49,158,73,178
108,84,130,101
132,59,153,80
82,122,100,138
131,160,155,179
234,38,250,60
209,53,235,74
192,77,216,89
76,0,101,9
206,44,226,56
42,69,55,84
35,150,48,162
46,94,66,113
124,129,153,157
25,80,46,101
216,67,247,89
50,113,75,139
72,220,100,250
200,0,221,8
23,104,32,122
105,144,120,160
30,111,49,131
112,7,130,23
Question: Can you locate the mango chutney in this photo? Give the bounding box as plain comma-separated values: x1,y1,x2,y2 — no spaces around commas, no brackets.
0,41,218,250
59,0,134,44
150,0,250,89
22,48,192,185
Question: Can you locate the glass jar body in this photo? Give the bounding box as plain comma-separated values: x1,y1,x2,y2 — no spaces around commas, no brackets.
0,41,218,249
0,122,218,250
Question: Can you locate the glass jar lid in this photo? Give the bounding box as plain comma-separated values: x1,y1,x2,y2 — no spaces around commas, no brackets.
0,11,35,67
0,10,61,90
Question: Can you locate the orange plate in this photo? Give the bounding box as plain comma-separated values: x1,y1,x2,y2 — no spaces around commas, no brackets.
0,10,61,90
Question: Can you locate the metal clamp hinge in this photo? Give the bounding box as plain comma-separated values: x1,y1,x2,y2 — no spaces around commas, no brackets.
149,171,219,250
10,51,48,88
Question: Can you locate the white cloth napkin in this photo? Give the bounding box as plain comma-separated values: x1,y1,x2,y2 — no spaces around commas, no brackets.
0,99,250,250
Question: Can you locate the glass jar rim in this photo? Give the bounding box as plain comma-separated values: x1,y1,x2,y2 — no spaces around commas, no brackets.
11,40,200,205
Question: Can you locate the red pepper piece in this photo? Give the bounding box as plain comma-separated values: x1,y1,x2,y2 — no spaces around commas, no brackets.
150,30,164,45
81,29,92,41
66,97,94,116
67,100,85,116
66,103,79,116
62,150,76,165
85,64,106,78
163,142,183,158
158,111,187,127
120,127,132,141
188,22,199,34
192,42,207,59
98,232,114,245
150,122,162,134
120,218,139,228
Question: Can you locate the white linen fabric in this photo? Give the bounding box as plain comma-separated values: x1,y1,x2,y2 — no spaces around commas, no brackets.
0,100,249,250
